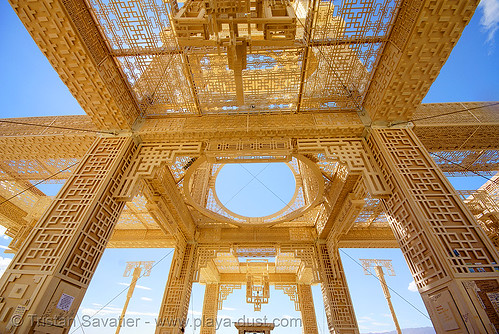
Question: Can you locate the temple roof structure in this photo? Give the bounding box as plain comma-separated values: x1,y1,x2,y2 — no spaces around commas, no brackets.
2,1,499,333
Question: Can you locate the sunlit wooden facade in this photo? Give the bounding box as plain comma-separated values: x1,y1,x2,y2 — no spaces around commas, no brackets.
0,0,498,333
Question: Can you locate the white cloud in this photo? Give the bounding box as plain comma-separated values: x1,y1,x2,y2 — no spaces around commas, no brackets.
408,280,418,292
80,305,122,317
479,0,499,43
187,310,202,316
0,245,9,249
135,285,151,290
372,321,391,326
0,226,9,240
222,307,236,311
217,314,235,320
357,316,375,323
123,310,157,317
359,325,370,331
141,297,152,302
117,282,152,290
80,305,157,317
0,256,12,276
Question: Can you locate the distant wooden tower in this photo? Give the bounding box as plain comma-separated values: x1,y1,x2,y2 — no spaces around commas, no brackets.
116,261,154,334
360,259,401,334
0,0,498,333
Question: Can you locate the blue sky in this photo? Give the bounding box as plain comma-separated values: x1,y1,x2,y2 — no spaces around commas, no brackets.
215,163,296,217
0,1,498,333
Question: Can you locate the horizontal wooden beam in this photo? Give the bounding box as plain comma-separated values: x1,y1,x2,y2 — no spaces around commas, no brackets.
108,229,175,248
197,227,316,244
363,1,479,122
338,228,398,248
9,0,140,129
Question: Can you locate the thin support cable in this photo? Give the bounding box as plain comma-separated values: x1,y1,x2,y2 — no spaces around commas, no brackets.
0,160,81,207
429,152,499,185
390,102,499,127
338,248,431,320
70,248,175,334
291,2,365,112
238,163,294,212
0,119,115,135
214,163,271,214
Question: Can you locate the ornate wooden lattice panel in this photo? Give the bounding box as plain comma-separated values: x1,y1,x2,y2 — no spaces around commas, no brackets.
460,173,499,249
138,112,364,141
275,284,299,311
0,158,79,183
367,128,499,332
197,244,233,273
0,136,136,333
156,244,197,334
0,116,96,167
363,1,479,121
0,180,41,219
280,243,319,282
296,138,389,197
300,0,398,112
414,102,499,174
246,274,270,311
6,197,52,253
369,129,499,283
297,284,319,334
316,241,359,334
429,150,499,176
413,102,499,128
117,141,203,199
9,0,139,129
200,283,219,334
84,0,401,115
218,283,242,310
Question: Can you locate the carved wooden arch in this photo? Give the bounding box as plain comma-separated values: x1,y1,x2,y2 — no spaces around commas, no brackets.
115,141,204,200
296,137,390,197
182,154,325,226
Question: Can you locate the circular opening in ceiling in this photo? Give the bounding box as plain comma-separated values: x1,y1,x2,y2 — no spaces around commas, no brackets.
214,162,296,218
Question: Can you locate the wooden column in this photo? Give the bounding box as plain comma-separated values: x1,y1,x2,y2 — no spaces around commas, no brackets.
200,283,219,334
156,242,197,334
297,284,319,334
368,128,499,333
316,241,359,334
0,136,136,333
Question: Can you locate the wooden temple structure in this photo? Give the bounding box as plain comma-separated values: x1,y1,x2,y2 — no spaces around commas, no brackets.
0,0,498,333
